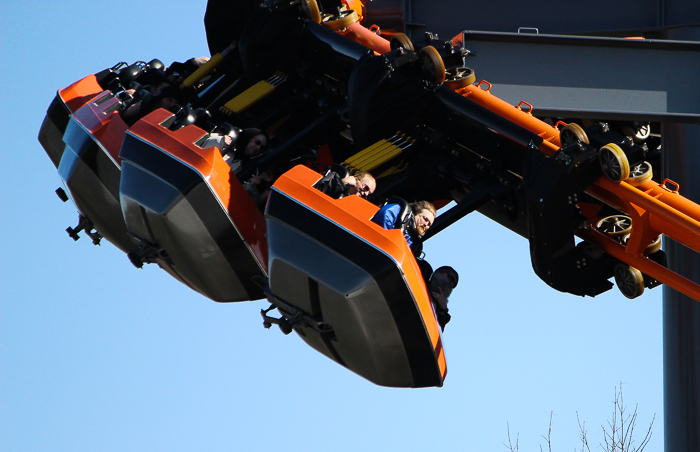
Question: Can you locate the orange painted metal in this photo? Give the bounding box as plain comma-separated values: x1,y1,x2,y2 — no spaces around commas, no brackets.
589,178,700,253
448,74,700,301
582,177,700,299
128,109,269,270
70,92,128,162
339,22,391,55
273,165,447,380
459,83,700,299
338,17,700,301
456,82,562,154
58,74,104,112
579,229,700,301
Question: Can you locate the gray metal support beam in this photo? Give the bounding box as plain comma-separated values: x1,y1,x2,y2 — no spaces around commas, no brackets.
456,31,700,122
362,3,700,449
662,123,700,452
366,0,700,45
662,26,700,452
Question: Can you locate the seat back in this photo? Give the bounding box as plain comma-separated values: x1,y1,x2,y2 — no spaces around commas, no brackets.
117,63,143,86
331,163,350,179
386,196,412,231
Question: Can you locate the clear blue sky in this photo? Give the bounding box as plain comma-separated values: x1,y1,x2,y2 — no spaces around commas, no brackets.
1,1,662,450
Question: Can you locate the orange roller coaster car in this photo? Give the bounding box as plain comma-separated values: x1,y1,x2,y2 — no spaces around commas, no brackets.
119,108,269,301
58,90,132,253
36,0,700,388
264,165,446,388
39,73,107,168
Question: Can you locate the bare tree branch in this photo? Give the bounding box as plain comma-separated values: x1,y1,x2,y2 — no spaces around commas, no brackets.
634,413,655,452
505,385,654,452
540,411,553,452
598,383,655,452
504,422,519,452
577,412,591,452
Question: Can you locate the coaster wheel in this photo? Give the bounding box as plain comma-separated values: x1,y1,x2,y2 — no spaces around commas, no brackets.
622,122,651,143
560,123,589,146
576,240,604,259
621,233,662,255
599,143,630,183
302,0,321,23
597,215,632,238
626,161,653,186
645,235,662,254
614,263,645,299
321,9,359,31
390,33,414,51
418,46,446,83
444,67,476,89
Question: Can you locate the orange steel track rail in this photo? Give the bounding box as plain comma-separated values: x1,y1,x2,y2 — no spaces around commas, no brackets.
338,5,700,301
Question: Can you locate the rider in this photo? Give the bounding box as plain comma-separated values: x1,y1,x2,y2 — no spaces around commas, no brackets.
315,170,376,199
371,200,436,255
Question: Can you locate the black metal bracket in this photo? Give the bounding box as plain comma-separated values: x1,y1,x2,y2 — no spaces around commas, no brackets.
260,304,298,335
66,214,102,245
261,287,334,336
55,187,69,202
126,235,168,269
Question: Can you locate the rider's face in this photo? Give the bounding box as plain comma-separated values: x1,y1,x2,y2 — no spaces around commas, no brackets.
414,209,435,236
354,176,376,199
245,134,267,156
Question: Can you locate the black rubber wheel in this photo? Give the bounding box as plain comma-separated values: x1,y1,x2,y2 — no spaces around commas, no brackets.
599,143,630,183
390,33,414,51
614,263,645,299
560,123,589,146
418,46,446,83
